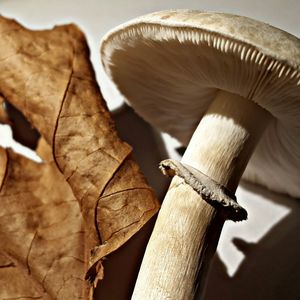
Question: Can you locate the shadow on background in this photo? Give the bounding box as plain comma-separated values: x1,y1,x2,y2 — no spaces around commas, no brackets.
203,181,300,300
2,100,40,149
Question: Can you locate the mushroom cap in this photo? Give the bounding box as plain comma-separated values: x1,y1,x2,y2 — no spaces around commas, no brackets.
101,10,300,198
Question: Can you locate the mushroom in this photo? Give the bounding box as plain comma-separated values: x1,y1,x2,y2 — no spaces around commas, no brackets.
100,10,300,299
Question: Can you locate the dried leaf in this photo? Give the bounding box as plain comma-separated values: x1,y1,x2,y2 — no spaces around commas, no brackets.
0,147,89,299
0,95,9,124
36,137,54,162
0,15,159,295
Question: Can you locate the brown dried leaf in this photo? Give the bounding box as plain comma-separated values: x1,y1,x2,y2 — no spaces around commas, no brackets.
0,15,159,294
36,137,54,162
0,147,89,299
0,95,10,124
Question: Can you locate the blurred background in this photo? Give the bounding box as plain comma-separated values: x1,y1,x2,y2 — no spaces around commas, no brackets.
0,0,299,299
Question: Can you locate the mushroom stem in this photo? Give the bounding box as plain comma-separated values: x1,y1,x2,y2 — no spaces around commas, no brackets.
132,90,272,300
182,90,272,191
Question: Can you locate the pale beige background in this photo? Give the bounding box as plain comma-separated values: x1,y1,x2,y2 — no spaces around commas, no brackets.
0,1,299,299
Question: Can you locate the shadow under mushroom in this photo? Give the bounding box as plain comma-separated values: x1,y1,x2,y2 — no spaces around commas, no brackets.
203,181,300,300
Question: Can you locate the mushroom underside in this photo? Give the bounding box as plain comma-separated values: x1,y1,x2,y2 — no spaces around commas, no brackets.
102,24,300,197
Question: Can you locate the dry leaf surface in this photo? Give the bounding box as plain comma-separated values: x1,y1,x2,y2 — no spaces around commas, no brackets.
0,15,159,297
0,95,9,124
0,147,89,299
